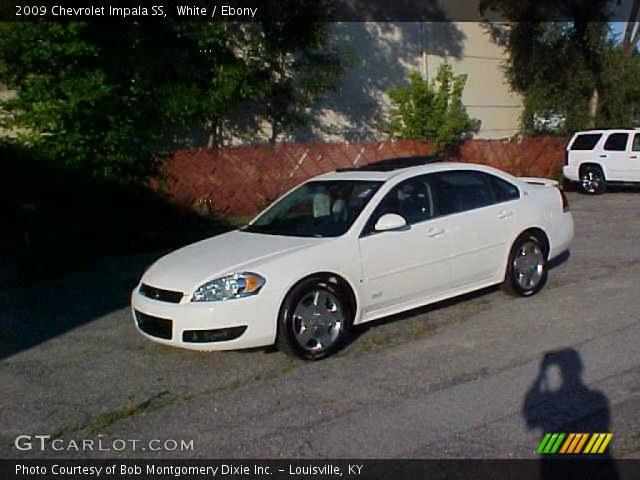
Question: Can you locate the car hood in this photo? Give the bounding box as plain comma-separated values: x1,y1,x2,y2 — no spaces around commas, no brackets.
142,230,325,293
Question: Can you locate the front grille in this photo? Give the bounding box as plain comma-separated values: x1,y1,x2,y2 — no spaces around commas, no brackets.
135,311,173,340
182,326,247,343
139,284,183,303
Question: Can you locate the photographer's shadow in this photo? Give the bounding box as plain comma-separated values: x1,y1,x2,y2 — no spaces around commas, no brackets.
522,348,618,479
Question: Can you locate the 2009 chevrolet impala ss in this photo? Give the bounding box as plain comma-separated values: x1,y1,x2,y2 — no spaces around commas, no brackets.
132,158,574,360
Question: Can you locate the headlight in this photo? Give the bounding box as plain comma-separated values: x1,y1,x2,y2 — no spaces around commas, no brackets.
191,272,265,302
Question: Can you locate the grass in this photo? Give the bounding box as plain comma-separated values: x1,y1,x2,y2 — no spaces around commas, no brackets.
37,359,301,445
47,391,173,439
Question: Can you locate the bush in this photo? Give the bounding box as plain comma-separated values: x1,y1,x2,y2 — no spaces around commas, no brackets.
386,64,476,151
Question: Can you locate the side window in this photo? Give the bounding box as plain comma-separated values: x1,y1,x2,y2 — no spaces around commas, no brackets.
570,133,602,150
434,171,495,215
604,133,629,151
633,134,640,152
362,176,435,235
488,174,520,202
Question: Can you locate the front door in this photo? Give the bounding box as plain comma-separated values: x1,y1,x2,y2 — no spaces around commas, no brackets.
358,175,452,313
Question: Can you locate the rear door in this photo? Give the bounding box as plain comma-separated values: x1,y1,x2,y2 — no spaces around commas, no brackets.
432,170,520,288
358,174,452,313
601,132,631,181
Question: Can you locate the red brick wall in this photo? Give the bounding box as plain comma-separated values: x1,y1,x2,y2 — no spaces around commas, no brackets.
153,137,566,216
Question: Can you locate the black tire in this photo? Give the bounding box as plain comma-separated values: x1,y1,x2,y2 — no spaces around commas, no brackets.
502,233,548,297
277,276,354,360
578,165,606,195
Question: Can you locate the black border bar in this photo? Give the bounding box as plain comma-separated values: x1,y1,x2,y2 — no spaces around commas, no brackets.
3,459,638,480
1,0,633,22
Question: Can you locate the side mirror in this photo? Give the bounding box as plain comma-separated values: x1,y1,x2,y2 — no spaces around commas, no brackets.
374,213,407,232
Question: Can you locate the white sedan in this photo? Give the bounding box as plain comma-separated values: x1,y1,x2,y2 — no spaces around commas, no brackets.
131,160,574,360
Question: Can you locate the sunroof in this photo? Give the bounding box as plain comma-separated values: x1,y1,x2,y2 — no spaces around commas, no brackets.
336,155,442,172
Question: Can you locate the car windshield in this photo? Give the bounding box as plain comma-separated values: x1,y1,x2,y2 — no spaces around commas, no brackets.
244,180,382,237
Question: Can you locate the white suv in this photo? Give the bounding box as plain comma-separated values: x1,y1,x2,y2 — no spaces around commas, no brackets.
563,129,640,194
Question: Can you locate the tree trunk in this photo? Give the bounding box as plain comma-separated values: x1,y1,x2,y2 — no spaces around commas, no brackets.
622,1,640,55
588,88,599,128
269,119,278,146
206,118,222,149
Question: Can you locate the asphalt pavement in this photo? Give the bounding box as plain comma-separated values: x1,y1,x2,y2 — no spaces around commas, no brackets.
1,191,639,459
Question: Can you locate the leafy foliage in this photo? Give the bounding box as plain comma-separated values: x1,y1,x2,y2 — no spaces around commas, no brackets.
480,1,640,133
386,64,476,151
0,16,341,183
241,6,344,144
0,23,246,182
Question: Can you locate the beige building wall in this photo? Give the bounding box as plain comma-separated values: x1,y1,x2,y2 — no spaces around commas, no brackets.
305,22,522,142
1,22,522,145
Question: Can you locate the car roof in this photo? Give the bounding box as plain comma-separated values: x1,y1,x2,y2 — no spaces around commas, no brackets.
574,128,640,135
313,161,514,183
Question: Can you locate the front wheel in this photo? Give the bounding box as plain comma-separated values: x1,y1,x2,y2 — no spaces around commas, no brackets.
502,234,548,297
277,277,353,360
579,165,606,195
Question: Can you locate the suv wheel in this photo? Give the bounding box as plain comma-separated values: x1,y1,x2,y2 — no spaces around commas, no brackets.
579,165,606,195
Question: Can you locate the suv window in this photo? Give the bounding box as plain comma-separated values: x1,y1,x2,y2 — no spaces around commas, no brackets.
570,133,602,150
633,134,640,152
434,171,495,215
604,133,629,151
363,175,436,235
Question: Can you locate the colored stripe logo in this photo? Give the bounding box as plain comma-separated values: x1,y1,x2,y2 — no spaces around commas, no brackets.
537,433,612,454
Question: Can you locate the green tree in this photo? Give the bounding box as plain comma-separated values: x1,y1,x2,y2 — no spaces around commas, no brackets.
244,4,344,144
0,22,253,182
0,16,342,182
386,64,476,151
480,0,640,132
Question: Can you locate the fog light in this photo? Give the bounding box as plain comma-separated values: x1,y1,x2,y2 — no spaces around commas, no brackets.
182,326,247,343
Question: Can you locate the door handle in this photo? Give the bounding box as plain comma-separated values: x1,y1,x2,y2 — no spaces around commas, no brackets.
631,155,638,159
599,154,608,158
426,228,445,238
498,210,514,220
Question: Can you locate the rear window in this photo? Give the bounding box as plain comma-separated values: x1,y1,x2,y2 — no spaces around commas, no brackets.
434,171,494,214
489,175,520,202
604,133,629,151
570,133,601,150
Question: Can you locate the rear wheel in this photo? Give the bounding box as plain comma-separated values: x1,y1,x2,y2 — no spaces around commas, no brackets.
503,234,548,297
277,277,353,360
579,165,606,195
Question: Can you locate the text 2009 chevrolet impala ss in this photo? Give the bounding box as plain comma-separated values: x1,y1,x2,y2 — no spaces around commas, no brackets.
132,158,574,360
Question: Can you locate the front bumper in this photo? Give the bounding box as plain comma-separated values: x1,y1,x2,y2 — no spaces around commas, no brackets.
131,286,278,351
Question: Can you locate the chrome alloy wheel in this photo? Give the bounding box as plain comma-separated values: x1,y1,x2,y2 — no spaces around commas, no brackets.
292,289,344,353
580,170,601,193
513,241,545,291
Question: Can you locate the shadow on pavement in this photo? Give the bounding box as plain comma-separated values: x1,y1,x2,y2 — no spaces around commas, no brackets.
0,144,235,360
523,348,619,480
348,249,571,348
